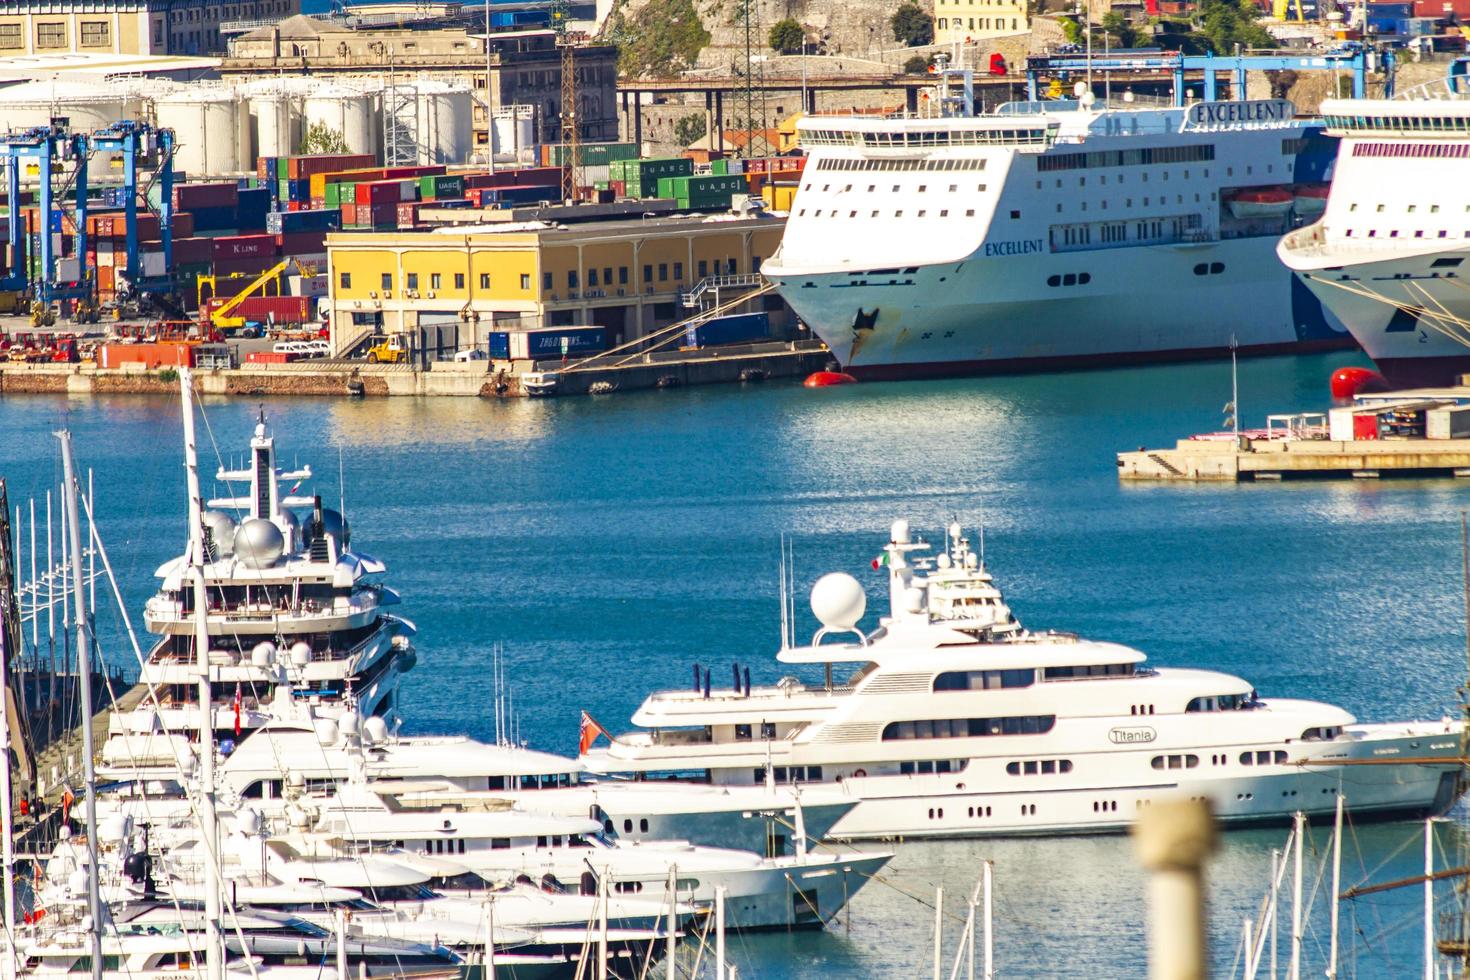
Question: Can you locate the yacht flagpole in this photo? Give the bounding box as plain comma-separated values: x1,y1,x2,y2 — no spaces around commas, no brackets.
178,369,224,980
57,432,102,980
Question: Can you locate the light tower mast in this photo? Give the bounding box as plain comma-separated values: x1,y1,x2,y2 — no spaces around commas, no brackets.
552,0,580,201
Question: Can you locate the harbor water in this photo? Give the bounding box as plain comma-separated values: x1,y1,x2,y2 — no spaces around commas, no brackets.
3,351,1466,977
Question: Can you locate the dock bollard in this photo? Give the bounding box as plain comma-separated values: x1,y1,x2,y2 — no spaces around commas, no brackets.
1134,798,1217,980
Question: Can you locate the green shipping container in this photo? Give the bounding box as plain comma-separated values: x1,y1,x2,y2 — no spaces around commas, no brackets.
324,184,341,207
709,160,728,176
276,158,289,179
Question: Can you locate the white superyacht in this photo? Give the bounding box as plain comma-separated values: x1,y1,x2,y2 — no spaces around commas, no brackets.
101,414,416,774
762,67,1350,379
1278,71,1470,387
583,521,1465,839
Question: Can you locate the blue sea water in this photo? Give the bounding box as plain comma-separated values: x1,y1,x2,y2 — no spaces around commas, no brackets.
2,352,1467,977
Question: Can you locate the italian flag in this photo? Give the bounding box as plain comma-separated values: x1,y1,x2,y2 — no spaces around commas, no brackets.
871,553,889,571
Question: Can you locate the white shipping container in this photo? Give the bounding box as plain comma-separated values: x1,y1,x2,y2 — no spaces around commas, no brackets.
1328,407,1355,442
287,274,329,298
1427,405,1470,439
141,252,166,277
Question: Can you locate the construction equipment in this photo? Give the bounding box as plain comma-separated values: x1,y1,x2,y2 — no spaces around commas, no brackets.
365,333,411,363
198,256,316,334
552,0,580,201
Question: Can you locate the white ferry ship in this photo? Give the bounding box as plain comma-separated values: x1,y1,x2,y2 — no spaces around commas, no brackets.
1278,73,1470,387
101,413,415,773
582,521,1464,839
762,72,1351,379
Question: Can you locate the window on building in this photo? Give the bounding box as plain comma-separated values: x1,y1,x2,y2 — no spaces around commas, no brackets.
587,268,598,286
521,273,532,290
697,260,708,277
339,272,351,289
618,266,629,285
36,22,67,48
454,273,465,289
430,273,441,290
673,261,683,280
658,263,668,281
81,21,110,46
643,264,652,283
0,25,20,48
380,273,393,291
567,270,578,288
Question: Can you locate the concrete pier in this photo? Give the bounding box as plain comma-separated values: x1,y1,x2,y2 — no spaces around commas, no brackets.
1119,436,1470,481
0,341,828,399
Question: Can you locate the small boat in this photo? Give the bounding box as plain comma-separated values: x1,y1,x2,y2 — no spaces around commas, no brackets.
521,371,559,397
1225,187,1294,220
1292,183,1330,216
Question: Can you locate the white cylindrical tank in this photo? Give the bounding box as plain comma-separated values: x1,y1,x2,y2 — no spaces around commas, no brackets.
491,105,536,165
250,91,303,160
415,86,472,165
302,88,376,156
153,89,249,176
0,81,145,183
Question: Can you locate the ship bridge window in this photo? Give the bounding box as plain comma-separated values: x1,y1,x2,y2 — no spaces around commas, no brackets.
882,715,1055,740
1150,754,1199,770
1185,694,1249,712
934,668,1034,691
1299,726,1342,741
1043,663,1134,680
1239,750,1289,766
1433,257,1464,268
1005,759,1073,775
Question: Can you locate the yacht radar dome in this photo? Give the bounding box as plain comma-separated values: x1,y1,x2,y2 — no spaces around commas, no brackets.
202,509,237,556
320,508,350,548
811,572,867,631
363,716,389,744
289,641,311,667
251,641,278,668
233,518,285,568
890,519,911,545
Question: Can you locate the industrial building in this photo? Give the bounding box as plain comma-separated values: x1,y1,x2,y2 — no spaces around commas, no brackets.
0,0,301,56
933,0,1029,45
322,214,789,355
222,17,620,153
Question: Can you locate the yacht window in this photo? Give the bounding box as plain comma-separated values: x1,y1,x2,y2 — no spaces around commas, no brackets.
1186,693,1249,712
1043,663,1134,680
486,776,506,791
881,715,1056,740
760,721,777,739
1239,750,1289,766
520,775,539,790
1300,726,1342,741
735,724,752,741
491,838,510,849
900,761,915,775
934,668,1034,691
1150,754,1200,770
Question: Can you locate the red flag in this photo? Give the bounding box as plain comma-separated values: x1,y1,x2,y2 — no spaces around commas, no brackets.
578,711,609,755
60,788,74,824
233,684,242,738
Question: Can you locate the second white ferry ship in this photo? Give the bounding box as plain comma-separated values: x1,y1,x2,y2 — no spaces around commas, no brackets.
762,70,1351,379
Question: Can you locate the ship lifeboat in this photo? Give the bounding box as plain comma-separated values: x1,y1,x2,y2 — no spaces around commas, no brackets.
1293,183,1330,217
805,370,857,387
1225,187,1294,220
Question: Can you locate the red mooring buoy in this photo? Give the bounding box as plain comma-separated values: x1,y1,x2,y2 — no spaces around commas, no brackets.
804,371,858,387
1329,366,1388,401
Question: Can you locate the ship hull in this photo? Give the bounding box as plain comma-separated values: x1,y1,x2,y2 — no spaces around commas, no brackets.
770,236,1351,378
1286,245,1470,388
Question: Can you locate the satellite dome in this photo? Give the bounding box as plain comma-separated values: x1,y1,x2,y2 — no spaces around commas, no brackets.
338,711,361,739
202,510,237,557
289,641,311,667
810,573,867,631
235,808,262,835
251,641,278,668
67,869,89,898
279,510,301,551
234,519,285,569
904,587,925,614
362,716,389,744
314,718,338,745
100,814,130,843
890,520,910,545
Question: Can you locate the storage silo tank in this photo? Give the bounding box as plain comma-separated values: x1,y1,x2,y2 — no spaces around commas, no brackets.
0,80,147,183
250,90,303,160
492,105,536,165
153,89,248,176
416,85,472,165
302,87,376,157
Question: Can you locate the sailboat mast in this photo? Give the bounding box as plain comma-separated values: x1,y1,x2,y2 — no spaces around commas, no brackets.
179,369,224,980
57,432,102,980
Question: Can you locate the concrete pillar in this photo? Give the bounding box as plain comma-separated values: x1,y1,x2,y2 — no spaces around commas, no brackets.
705,90,715,152
631,91,643,150
906,86,919,113
714,91,725,152
1134,799,1217,980
805,87,817,115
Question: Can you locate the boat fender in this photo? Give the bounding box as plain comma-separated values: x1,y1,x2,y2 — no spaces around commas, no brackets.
853,769,866,779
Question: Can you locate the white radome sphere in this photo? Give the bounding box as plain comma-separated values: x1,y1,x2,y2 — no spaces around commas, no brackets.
363,716,389,743
233,518,285,569
235,808,262,835
202,509,237,556
289,641,311,667
890,519,910,544
100,813,129,842
251,641,278,668
810,572,867,630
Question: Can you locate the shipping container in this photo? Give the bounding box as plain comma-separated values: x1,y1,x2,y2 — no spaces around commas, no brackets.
540,142,639,167
488,326,606,361
172,236,215,265
189,206,238,232
233,295,314,323
174,182,239,210
684,312,770,347
236,187,271,231
266,208,342,234
98,342,198,370
275,231,328,256
213,253,282,277
212,233,278,261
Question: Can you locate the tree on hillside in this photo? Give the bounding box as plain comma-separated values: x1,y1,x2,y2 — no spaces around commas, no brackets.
892,4,934,46
609,0,711,77
1192,0,1274,53
769,18,805,54
1100,11,1140,48
674,113,708,147
903,54,931,74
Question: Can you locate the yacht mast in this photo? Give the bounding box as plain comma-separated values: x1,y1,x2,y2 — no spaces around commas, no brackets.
178,369,224,980
58,432,103,980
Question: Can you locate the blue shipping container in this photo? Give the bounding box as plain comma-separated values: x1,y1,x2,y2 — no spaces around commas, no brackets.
489,326,606,360
186,206,237,232
235,187,271,231
266,208,342,234
685,312,770,347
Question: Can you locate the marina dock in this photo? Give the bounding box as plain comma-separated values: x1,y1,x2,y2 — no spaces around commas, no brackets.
1119,391,1470,480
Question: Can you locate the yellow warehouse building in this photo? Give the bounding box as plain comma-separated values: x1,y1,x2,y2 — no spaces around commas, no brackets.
325,214,790,355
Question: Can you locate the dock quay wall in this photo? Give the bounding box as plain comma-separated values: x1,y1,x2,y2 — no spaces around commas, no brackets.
1119,437,1470,481
0,342,827,399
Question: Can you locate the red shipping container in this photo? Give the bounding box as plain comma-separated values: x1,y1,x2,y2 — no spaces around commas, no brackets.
98,342,196,370
1353,414,1380,441
396,203,420,226
357,180,401,205
610,180,626,197
245,350,300,364
340,203,358,226
174,182,239,210
172,236,215,265
211,234,278,261
213,254,280,278
234,296,313,323
383,165,445,180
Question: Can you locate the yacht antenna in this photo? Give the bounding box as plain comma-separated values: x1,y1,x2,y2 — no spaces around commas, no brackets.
179,369,225,980
979,523,985,567
779,534,788,651
338,446,346,519
57,431,103,980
